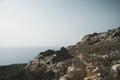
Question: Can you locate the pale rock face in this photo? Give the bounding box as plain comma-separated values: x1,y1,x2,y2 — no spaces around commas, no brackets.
111,63,120,78
59,66,76,80
102,54,108,59
67,66,75,73
81,35,90,43
59,75,67,80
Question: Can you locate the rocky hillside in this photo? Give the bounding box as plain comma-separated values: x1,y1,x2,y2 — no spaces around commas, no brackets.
68,27,120,80
0,27,120,80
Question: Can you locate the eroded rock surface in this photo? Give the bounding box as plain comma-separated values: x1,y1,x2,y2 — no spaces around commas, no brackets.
0,27,120,80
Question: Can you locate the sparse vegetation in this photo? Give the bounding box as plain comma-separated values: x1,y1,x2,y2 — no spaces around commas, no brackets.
0,27,120,80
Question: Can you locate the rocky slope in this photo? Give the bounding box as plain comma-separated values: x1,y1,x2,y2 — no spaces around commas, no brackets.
68,27,120,80
0,27,120,80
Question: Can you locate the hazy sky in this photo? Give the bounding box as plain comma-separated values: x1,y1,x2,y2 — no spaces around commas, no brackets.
0,0,120,47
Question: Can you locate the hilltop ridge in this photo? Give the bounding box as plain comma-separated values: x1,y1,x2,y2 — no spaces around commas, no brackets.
0,27,120,80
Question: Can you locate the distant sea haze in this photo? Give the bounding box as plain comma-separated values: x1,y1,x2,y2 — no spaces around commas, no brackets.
0,47,59,66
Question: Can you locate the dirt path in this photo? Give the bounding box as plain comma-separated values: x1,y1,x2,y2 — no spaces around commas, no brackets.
77,52,100,80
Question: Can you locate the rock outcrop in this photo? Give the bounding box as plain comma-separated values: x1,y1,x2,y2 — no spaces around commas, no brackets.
0,27,120,80
67,27,120,80
80,27,120,45
23,47,74,80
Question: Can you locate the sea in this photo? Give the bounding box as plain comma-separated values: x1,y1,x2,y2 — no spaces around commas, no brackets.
0,47,60,66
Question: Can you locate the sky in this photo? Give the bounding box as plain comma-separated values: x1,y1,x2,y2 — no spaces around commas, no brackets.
0,0,120,47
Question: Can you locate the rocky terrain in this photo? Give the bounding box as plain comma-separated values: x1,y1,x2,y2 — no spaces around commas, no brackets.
0,27,120,80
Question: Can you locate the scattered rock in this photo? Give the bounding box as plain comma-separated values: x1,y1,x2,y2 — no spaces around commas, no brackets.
0,27,120,80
